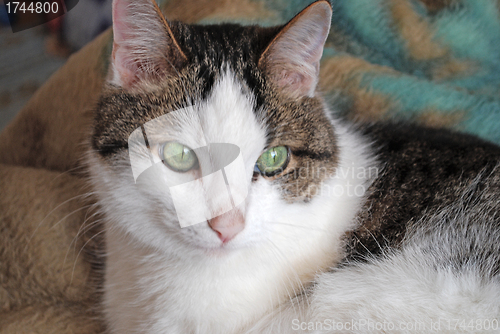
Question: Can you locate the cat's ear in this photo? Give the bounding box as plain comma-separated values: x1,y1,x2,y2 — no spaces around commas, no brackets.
259,1,332,98
110,0,187,88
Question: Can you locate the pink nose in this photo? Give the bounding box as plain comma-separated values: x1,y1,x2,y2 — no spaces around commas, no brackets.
208,209,245,243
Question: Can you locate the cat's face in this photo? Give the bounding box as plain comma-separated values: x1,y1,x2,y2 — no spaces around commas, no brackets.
90,0,353,256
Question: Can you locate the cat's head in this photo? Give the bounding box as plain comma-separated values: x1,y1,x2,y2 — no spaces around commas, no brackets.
90,0,365,258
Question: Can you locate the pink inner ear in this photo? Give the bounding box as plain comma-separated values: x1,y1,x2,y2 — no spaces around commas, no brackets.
113,44,140,87
110,0,179,88
277,70,312,95
111,0,149,87
112,0,130,45
260,1,332,98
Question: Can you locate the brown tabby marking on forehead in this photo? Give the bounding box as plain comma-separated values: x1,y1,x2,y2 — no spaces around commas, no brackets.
169,22,281,88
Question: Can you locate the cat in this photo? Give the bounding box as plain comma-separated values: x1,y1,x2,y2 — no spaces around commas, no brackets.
87,0,500,333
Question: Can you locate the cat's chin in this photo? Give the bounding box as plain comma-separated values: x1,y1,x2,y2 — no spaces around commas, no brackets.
189,238,250,257
201,246,234,257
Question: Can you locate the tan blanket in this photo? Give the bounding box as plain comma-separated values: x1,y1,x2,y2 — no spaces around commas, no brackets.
0,28,111,332
0,164,104,333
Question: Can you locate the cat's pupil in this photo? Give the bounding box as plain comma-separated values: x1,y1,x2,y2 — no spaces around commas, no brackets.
271,149,277,161
255,146,289,177
162,141,198,172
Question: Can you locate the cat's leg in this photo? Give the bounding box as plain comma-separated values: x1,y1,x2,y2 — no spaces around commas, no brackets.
250,251,500,334
306,254,500,333
314,203,500,333
250,198,500,334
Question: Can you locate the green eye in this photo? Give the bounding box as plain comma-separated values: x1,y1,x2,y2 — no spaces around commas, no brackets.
161,142,198,172
255,146,289,177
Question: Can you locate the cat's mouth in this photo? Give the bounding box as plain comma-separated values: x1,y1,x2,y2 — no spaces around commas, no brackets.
203,246,233,256
188,225,248,255
188,240,240,257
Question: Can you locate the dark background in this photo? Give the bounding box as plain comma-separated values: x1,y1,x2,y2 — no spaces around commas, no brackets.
0,0,112,130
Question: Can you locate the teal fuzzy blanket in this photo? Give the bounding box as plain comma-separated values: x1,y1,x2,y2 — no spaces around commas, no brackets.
183,0,500,145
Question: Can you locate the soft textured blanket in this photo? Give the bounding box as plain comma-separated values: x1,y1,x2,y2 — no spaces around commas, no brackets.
1,0,500,332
